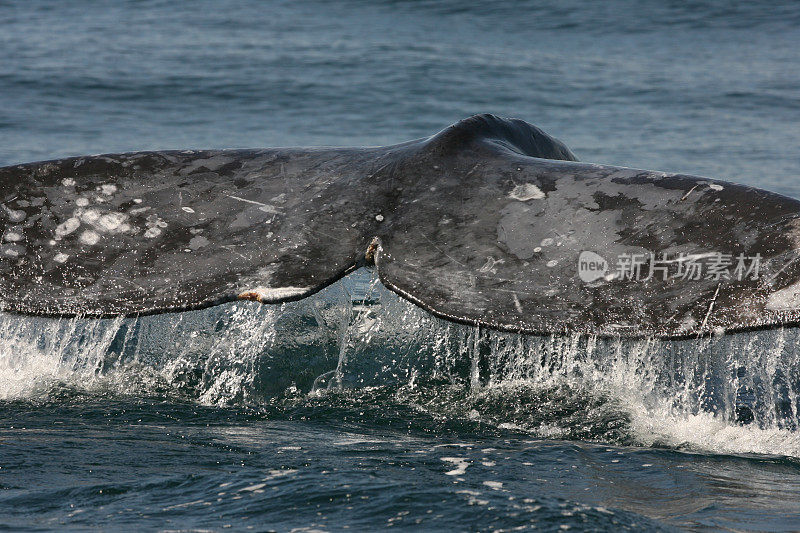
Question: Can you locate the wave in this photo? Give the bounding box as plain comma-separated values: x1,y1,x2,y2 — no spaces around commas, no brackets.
2,268,800,457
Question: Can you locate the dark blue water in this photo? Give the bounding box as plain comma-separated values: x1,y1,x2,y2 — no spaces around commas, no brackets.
2,1,800,531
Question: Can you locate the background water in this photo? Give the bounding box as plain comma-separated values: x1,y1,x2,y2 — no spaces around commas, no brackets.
1,1,800,531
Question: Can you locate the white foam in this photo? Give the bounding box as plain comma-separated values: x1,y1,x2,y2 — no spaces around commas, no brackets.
0,270,798,462
628,404,800,457
460,327,800,458
441,457,470,476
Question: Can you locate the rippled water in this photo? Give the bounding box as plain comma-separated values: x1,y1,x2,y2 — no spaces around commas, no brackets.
2,1,800,531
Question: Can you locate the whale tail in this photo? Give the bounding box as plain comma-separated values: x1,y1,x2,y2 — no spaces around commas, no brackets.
1,114,799,338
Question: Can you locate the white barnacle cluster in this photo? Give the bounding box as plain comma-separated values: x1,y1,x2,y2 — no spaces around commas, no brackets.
1,204,34,257
95,211,130,233
1,228,26,258
90,183,119,204
49,182,153,263
1,246,22,258
144,214,168,238
55,217,80,238
56,205,134,246
3,230,23,242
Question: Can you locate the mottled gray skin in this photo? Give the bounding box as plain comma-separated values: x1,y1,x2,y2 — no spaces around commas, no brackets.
2,114,800,338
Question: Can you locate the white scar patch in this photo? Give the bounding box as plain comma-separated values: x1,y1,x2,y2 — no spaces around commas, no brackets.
765,280,800,311
3,206,26,222
189,235,210,249
238,286,309,302
512,293,523,313
509,183,545,201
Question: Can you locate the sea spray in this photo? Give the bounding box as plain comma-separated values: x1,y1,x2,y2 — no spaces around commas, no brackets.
1,269,800,456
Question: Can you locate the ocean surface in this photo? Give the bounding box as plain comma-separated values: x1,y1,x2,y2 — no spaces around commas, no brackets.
2,1,800,531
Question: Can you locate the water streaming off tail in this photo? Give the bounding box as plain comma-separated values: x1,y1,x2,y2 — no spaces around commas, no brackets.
1,268,799,456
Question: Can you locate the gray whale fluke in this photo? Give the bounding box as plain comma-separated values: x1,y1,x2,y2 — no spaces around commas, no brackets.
2,113,800,338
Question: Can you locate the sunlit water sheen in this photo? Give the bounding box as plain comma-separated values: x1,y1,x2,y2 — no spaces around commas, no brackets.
3,0,800,531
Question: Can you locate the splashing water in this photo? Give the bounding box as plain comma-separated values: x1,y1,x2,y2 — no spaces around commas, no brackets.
1,268,799,457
